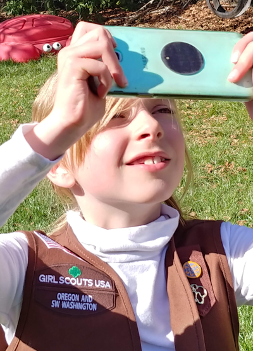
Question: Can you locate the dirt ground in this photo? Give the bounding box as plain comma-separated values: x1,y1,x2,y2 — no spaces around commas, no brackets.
103,0,253,34
1,0,253,34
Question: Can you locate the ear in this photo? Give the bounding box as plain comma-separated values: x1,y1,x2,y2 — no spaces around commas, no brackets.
47,163,76,189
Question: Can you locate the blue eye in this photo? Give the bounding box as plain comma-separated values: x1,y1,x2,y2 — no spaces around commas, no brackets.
153,108,174,114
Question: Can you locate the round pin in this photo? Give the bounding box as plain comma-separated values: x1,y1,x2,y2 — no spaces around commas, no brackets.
183,261,202,278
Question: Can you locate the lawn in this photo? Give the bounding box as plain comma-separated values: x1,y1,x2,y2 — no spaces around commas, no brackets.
0,56,64,231
1,57,253,349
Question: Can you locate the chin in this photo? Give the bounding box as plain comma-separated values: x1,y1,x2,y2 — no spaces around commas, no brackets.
130,191,173,205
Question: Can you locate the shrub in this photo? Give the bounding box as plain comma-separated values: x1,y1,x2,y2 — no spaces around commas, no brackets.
4,0,137,18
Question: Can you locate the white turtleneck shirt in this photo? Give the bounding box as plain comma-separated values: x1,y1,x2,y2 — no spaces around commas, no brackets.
67,206,179,351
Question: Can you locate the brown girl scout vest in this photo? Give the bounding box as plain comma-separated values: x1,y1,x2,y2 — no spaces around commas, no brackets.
0,327,7,351
4,219,239,351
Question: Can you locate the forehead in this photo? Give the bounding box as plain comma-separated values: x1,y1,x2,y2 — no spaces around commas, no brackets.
119,98,175,111
141,98,175,109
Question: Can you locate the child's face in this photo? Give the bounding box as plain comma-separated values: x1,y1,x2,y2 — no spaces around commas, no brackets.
73,99,185,208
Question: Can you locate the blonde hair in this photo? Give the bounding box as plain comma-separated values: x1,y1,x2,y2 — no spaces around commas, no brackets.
32,71,192,228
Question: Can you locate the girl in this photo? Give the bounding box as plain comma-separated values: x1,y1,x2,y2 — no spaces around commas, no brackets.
1,22,253,351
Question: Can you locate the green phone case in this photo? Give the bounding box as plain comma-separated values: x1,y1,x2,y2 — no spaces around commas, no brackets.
105,26,253,101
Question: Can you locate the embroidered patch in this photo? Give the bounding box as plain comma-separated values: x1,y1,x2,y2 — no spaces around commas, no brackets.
35,265,116,316
69,266,81,278
35,288,115,316
190,284,207,305
183,261,202,278
36,265,114,290
33,231,83,260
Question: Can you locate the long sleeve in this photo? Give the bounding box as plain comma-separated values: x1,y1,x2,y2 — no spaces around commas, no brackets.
0,124,61,228
0,232,28,344
221,221,253,306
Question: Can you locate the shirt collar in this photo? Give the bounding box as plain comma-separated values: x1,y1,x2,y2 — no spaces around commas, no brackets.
67,204,179,263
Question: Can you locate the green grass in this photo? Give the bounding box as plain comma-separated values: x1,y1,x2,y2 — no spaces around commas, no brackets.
0,56,57,144
177,99,253,227
0,57,64,233
1,58,253,349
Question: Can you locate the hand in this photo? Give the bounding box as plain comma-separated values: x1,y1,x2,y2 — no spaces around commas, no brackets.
25,22,128,160
228,32,253,120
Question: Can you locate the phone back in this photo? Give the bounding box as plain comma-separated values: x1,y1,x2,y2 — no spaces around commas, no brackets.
105,26,253,101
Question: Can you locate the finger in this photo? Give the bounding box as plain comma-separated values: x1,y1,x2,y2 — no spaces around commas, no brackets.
228,41,253,82
95,38,127,88
231,32,253,64
82,60,113,99
70,21,117,48
60,58,112,98
70,26,115,50
58,39,127,88
71,22,99,45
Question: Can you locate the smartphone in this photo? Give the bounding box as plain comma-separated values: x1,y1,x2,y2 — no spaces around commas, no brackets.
97,27,253,101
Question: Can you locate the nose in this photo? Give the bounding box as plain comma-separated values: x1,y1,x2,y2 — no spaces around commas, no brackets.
132,110,164,141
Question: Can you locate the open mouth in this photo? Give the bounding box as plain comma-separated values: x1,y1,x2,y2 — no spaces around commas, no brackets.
127,156,169,165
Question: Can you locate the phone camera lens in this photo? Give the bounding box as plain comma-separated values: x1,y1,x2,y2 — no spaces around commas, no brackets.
115,50,123,62
161,42,204,75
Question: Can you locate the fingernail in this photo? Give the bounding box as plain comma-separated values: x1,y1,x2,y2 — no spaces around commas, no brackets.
231,51,240,63
123,76,128,86
227,69,238,82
